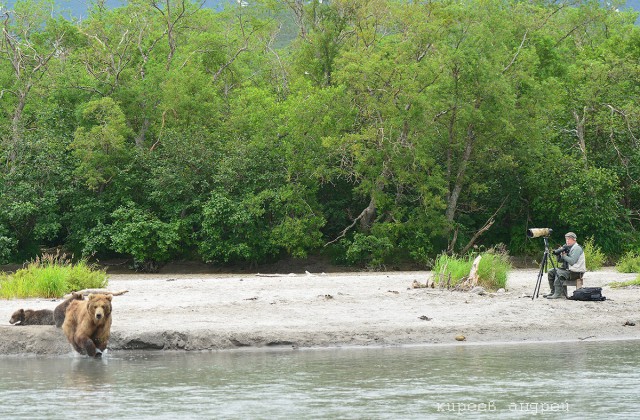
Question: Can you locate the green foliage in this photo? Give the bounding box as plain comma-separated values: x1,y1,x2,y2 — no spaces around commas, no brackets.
198,193,260,263
0,253,107,299
199,185,325,264
0,129,73,260
616,252,640,273
108,203,183,266
271,214,325,259
0,226,18,265
70,97,132,191
344,233,394,269
1,0,639,267
558,167,625,255
582,237,606,271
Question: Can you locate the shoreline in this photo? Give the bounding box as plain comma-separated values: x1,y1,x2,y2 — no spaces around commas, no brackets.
3,336,640,360
1,268,639,356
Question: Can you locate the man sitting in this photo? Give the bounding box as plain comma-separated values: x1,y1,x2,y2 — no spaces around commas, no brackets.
545,232,586,299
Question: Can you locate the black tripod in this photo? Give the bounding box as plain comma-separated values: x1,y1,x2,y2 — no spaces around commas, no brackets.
532,236,557,300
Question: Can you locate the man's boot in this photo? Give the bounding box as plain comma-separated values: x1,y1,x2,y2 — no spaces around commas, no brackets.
545,278,566,299
543,273,555,297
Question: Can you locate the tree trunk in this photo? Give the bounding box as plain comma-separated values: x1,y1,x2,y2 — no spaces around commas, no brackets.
445,124,475,222
7,87,30,168
359,195,377,231
135,118,150,148
573,107,588,170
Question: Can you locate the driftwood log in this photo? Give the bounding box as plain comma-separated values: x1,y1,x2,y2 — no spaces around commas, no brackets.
255,273,297,277
64,289,129,298
467,255,482,287
455,255,483,291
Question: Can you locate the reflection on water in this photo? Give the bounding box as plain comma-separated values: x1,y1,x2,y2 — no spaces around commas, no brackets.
1,340,639,419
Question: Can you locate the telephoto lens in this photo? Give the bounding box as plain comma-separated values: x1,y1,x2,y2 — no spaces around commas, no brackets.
526,228,553,238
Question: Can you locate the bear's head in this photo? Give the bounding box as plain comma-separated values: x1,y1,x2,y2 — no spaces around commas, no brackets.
9,309,25,324
87,294,112,325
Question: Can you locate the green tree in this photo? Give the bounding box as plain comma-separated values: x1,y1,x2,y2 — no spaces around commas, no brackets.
70,97,132,191
0,0,72,168
108,202,183,271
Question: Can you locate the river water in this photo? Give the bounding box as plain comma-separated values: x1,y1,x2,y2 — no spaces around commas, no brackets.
0,340,638,419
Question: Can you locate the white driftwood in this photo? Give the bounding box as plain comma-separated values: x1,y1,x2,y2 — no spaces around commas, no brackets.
64,289,129,298
468,255,482,287
255,273,297,277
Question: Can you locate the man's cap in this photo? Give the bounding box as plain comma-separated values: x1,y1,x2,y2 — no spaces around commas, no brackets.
565,232,577,239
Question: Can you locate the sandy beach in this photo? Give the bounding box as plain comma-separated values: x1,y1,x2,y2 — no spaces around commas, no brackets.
1,267,639,356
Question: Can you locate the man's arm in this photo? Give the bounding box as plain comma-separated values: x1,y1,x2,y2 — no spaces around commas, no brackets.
562,244,583,266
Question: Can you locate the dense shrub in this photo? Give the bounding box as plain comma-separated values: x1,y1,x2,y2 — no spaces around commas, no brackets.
583,237,606,271
616,252,640,273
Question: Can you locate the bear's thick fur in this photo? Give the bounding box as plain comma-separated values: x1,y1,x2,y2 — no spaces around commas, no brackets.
9,308,55,325
62,293,112,357
54,292,84,328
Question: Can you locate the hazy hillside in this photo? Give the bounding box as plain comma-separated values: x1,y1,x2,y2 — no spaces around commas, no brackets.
3,0,640,21
3,0,228,19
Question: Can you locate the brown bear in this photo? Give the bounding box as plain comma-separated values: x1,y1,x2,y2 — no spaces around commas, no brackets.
9,308,55,325
62,293,112,358
54,292,84,328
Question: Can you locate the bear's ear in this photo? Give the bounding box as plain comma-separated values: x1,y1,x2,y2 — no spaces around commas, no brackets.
88,293,94,300
106,294,113,301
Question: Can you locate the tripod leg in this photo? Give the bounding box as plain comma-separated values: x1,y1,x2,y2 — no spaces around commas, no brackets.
532,254,544,300
532,273,541,300
541,252,550,296
532,251,548,300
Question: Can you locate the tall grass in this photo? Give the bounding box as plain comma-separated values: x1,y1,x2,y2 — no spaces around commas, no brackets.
0,253,108,299
432,248,512,291
432,254,472,288
616,251,640,273
476,252,510,290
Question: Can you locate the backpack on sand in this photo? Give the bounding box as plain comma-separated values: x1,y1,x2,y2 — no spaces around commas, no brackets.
568,287,606,301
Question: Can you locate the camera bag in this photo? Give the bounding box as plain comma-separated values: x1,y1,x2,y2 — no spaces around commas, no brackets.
568,287,606,301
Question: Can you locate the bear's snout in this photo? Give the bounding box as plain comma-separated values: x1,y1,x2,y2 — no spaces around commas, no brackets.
94,307,105,321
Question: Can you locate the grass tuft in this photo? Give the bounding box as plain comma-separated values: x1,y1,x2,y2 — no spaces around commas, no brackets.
432,246,512,291
609,274,640,289
476,251,511,290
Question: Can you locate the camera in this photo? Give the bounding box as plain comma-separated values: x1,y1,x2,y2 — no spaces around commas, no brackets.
526,228,553,238
552,245,570,256
553,245,571,268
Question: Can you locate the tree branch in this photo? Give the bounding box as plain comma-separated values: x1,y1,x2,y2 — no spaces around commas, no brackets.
604,103,639,146
502,30,527,73
324,197,376,247
459,197,508,255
